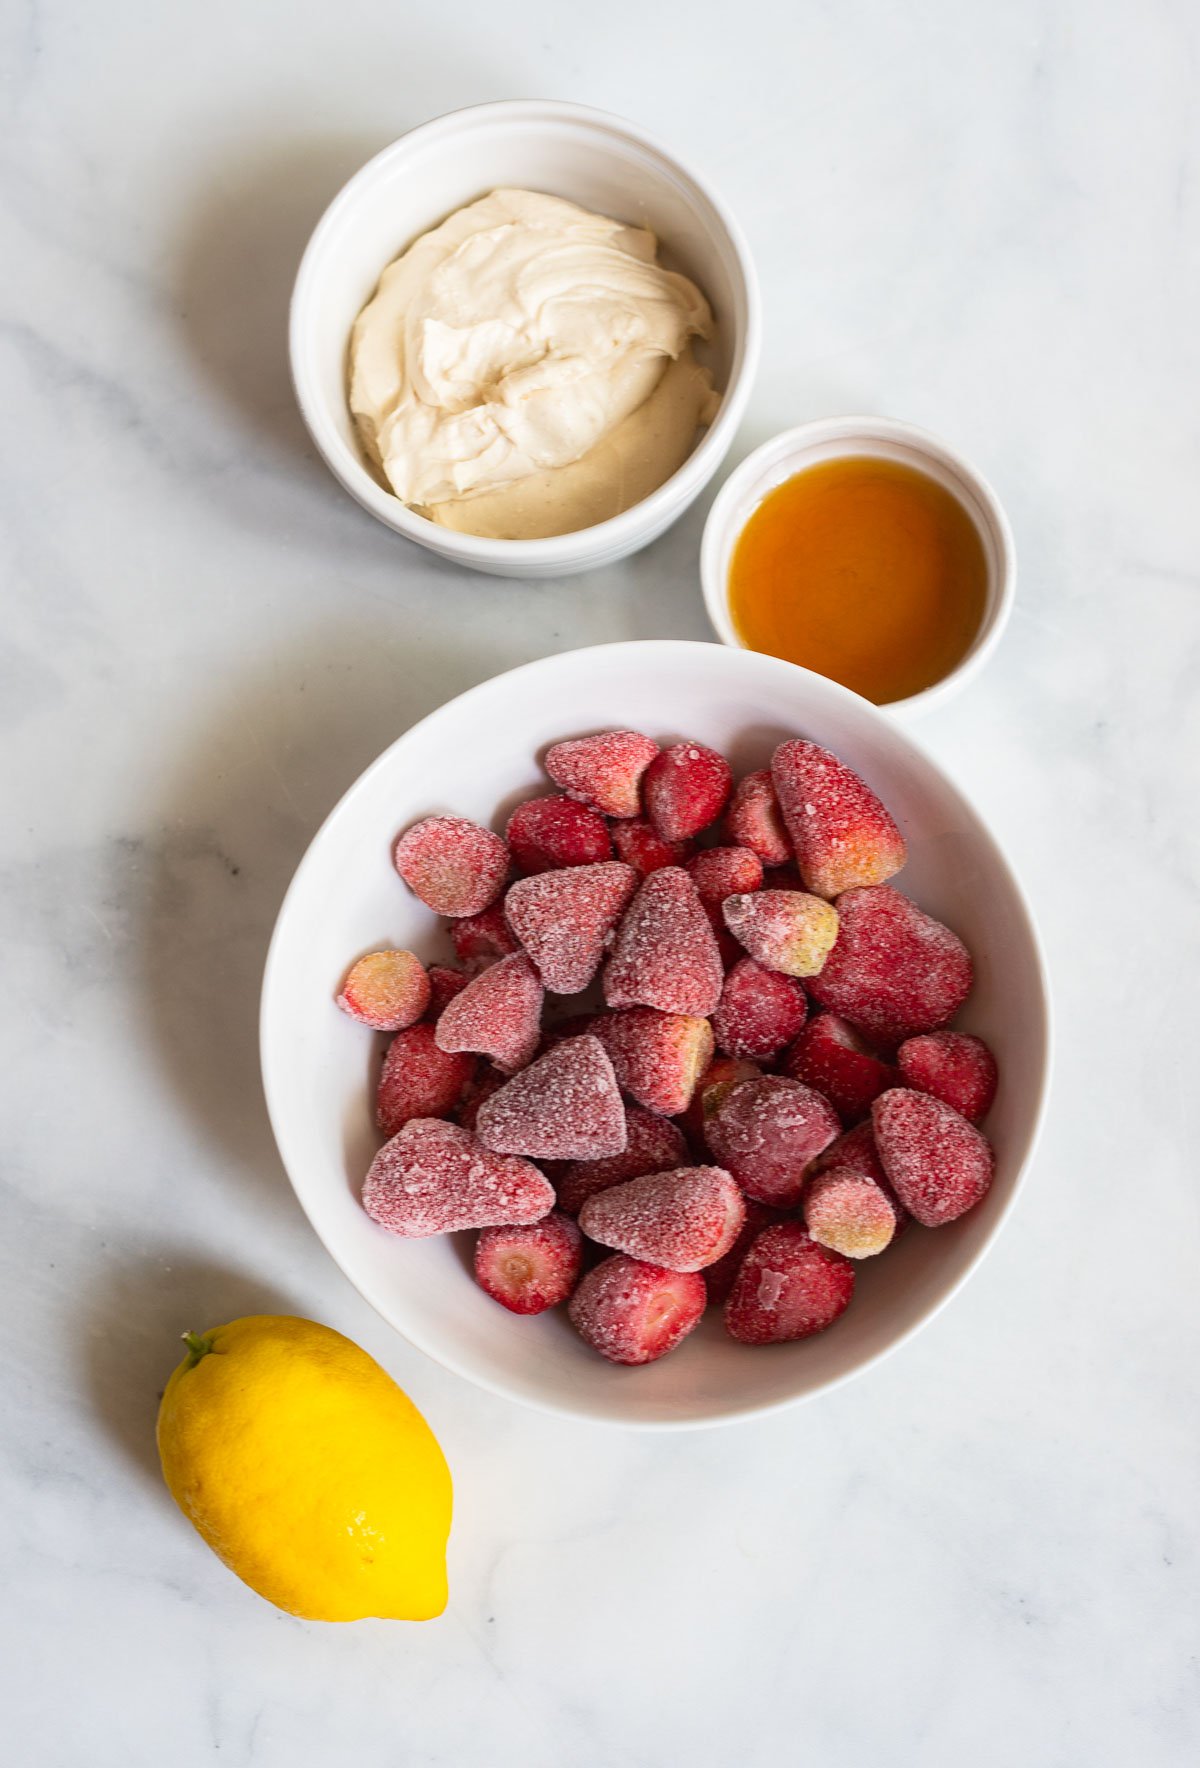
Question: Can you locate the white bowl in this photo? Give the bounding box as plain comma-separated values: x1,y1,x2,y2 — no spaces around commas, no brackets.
701,417,1016,716
260,641,1050,1429
289,101,760,578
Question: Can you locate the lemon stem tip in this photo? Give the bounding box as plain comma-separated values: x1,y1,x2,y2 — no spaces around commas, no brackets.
181,1331,215,1369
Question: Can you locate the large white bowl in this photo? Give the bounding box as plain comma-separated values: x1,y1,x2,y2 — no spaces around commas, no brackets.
289,101,760,577
260,642,1050,1429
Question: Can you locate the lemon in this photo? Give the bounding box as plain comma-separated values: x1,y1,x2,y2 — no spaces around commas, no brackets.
156,1315,452,1621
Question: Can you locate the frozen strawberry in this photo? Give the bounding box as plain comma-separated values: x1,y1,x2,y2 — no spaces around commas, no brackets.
362,1118,554,1237
771,739,907,899
556,1106,688,1215
686,846,764,915
435,951,543,1072
604,867,723,1016
810,1121,908,1233
782,1012,900,1123
505,794,613,874
712,958,808,1061
454,1062,507,1133
544,729,659,819
872,1088,995,1226
803,1167,896,1258
476,1035,626,1161
643,741,733,842
376,1023,476,1136
706,1075,840,1208
808,886,973,1046
505,861,637,995
725,769,791,866
393,815,509,917
450,902,519,973
426,964,469,1016
610,817,693,878
679,1055,762,1149
702,1199,781,1304
336,949,430,1032
473,1211,582,1314
897,1031,998,1123
580,1166,745,1273
569,1254,707,1365
593,1008,714,1116
723,889,840,978
725,1221,854,1343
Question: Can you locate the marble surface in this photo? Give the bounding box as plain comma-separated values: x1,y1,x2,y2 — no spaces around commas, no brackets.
3,1,1198,1762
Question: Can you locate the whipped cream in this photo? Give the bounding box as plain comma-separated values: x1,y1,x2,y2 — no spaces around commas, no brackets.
349,188,718,534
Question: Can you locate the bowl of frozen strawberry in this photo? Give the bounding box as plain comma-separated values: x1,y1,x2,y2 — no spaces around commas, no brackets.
261,639,1050,1428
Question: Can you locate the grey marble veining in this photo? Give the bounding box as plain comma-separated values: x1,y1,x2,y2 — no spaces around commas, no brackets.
2,1,1198,1763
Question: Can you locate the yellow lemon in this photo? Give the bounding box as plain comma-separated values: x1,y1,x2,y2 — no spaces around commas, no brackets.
156,1315,451,1621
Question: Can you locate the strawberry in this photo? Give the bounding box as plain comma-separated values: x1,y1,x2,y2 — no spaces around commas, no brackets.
807,886,972,1047
771,739,906,899
803,1167,897,1258
782,1012,899,1123
475,1035,626,1161
610,817,694,878
426,964,469,1016
450,902,518,973
376,1022,476,1136
544,729,659,819
705,1075,840,1208
643,741,733,842
393,814,509,917
897,1031,998,1123
712,957,807,1060
473,1211,582,1314
569,1254,707,1365
336,949,430,1032
686,846,764,916
362,1118,554,1237
725,769,791,866
505,862,637,994
723,888,840,978
593,1008,714,1116
872,1088,994,1226
579,1165,745,1272
603,867,723,1017
505,794,613,874
435,951,544,1072
724,1222,855,1343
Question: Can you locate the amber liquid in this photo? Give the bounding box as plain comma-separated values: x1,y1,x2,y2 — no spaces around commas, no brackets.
728,456,989,704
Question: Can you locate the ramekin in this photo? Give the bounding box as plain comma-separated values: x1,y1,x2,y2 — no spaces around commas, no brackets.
700,417,1016,716
290,101,760,578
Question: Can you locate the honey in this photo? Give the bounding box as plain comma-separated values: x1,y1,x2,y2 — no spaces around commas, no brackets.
727,456,989,704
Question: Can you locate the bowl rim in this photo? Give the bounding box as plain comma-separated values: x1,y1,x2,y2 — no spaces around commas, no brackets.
699,415,1017,718
260,639,1052,1429
288,98,762,567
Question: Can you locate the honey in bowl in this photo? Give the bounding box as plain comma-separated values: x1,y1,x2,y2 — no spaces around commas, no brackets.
727,456,989,704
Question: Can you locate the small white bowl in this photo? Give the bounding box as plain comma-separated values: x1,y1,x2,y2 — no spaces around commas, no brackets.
289,101,760,578
701,417,1016,716
260,640,1050,1430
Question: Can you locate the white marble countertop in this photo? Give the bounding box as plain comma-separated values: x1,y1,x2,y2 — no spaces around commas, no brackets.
4,2,1197,1762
